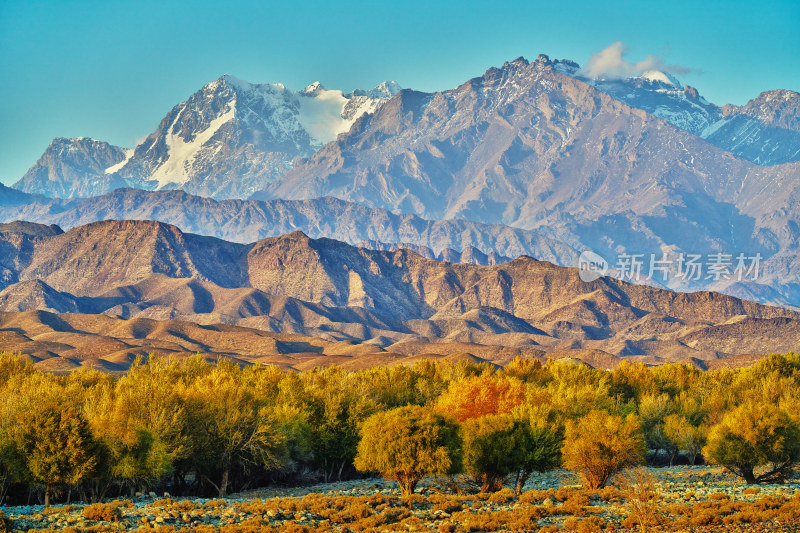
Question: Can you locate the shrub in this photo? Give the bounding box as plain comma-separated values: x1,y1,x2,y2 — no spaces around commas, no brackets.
663,414,705,465
562,516,605,533
354,406,461,496
82,501,123,522
562,410,646,489
704,402,800,484
617,467,665,533
487,487,515,503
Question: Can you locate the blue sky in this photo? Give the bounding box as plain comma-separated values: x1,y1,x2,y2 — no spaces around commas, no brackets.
1,0,798,184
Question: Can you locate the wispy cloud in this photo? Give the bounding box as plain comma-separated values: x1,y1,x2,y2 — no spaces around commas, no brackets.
579,41,694,80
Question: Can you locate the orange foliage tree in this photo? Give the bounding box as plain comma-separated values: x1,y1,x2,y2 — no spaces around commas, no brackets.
434,374,526,422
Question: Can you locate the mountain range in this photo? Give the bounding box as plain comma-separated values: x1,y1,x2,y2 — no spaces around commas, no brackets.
0,188,575,266
14,76,401,199
261,56,800,306
1,220,798,371
3,53,800,311
12,57,799,203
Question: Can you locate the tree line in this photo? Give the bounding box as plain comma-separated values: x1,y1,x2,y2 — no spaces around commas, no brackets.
0,351,798,505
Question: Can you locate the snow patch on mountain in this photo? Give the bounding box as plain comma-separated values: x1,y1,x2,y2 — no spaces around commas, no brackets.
104,148,134,174
297,84,355,144
638,70,680,86
151,101,237,187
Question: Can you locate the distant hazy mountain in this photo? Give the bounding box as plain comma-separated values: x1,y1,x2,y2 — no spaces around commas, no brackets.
0,183,40,207
0,188,576,266
13,76,401,199
0,220,796,365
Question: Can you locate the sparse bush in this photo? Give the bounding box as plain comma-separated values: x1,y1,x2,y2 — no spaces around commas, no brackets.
563,515,605,533
562,410,646,489
617,467,665,533
487,487,515,503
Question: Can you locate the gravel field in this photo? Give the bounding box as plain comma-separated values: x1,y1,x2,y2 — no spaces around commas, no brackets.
2,466,800,532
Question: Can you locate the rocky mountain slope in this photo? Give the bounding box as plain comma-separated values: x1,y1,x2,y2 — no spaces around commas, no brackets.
263,56,800,306
706,89,800,165
13,76,401,199
0,220,797,366
0,188,574,266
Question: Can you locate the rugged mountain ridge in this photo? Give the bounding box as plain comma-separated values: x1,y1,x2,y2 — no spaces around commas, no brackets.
12,56,799,201
13,76,401,199
0,220,797,365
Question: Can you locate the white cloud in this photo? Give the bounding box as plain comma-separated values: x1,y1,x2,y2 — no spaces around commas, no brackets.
580,41,693,80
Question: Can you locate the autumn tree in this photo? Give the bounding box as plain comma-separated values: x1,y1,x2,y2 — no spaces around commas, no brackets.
546,361,620,418
87,390,172,499
185,363,286,496
113,358,191,465
434,373,525,422
562,410,646,489
13,403,101,506
354,406,460,496
638,393,674,459
300,368,377,482
513,418,563,493
273,367,378,482
663,414,705,465
704,402,800,484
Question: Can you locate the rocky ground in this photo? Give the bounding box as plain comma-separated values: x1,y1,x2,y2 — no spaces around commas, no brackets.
2,466,800,532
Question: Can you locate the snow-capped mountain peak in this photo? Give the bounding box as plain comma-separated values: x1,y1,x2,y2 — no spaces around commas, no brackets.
14,74,402,200
301,81,326,95
637,69,681,87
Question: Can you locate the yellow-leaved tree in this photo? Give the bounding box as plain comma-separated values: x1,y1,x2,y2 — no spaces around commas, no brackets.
354,406,460,496
562,410,646,489
704,401,800,484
